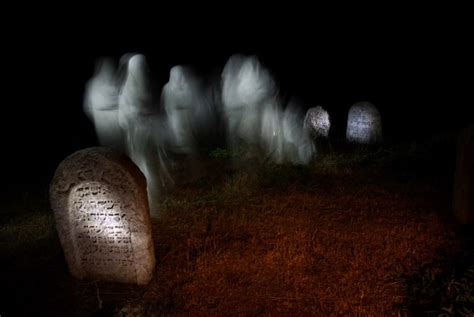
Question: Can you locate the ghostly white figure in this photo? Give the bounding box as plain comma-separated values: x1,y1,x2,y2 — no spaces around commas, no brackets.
260,99,284,163
346,102,382,144
304,106,330,139
162,65,223,157
161,66,199,155
222,54,315,163
118,54,162,216
83,58,124,150
282,102,315,164
221,55,277,150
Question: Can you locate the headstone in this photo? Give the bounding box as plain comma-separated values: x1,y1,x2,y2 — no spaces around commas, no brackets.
453,125,474,224
304,106,330,139
50,147,155,285
346,102,382,144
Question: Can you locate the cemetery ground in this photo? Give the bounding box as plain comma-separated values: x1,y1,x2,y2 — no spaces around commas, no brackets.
1,134,474,316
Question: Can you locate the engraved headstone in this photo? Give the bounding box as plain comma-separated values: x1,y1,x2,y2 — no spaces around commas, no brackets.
50,147,155,285
453,125,474,224
346,102,382,144
304,106,330,139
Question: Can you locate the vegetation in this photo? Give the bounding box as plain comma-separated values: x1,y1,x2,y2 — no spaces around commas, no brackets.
1,135,472,316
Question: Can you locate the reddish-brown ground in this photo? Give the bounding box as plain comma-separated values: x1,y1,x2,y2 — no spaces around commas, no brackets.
136,170,459,316
0,163,461,316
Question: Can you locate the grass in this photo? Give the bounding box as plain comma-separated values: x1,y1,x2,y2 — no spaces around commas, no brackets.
147,166,460,315
0,212,56,254
0,135,470,316
402,227,474,316
402,262,474,316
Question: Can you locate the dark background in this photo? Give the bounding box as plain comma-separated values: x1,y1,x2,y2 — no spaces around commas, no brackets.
2,13,469,192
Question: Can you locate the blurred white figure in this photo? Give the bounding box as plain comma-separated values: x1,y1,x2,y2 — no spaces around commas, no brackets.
222,54,315,164
163,65,223,157
282,101,315,164
260,99,284,163
221,55,277,151
118,55,156,134
84,52,323,216
83,58,124,150
161,66,199,155
118,54,162,216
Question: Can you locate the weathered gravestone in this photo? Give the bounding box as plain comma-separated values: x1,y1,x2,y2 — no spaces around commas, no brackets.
304,106,330,139
453,125,474,224
50,147,155,285
346,102,382,144
302,106,331,156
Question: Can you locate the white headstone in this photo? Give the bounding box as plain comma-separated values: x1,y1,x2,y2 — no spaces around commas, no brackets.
50,147,155,285
346,102,382,144
304,106,330,139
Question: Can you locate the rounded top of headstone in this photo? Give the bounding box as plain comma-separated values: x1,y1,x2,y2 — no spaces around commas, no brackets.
304,106,330,139
346,101,382,144
348,101,381,120
49,147,155,285
50,147,147,196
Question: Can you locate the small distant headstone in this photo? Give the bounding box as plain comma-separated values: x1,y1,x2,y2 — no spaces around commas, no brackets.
453,125,474,224
346,102,382,144
50,147,155,285
304,106,330,139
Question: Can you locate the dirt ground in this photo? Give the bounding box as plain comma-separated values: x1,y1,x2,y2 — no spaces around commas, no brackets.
0,146,470,316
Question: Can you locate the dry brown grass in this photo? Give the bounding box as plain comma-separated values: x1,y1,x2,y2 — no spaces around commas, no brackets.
136,168,459,316
0,151,462,316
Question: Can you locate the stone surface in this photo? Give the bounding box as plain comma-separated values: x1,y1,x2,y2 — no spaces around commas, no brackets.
50,147,155,285
453,125,474,224
346,102,382,144
304,106,330,139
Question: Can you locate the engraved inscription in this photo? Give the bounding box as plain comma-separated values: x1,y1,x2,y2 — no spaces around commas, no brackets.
70,181,136,280
346,102,382,144
50,147,155,284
